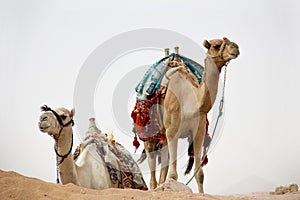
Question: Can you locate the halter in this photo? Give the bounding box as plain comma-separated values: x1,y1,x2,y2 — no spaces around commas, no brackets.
40,105,74,131
208,40,230,71
40,105,75,184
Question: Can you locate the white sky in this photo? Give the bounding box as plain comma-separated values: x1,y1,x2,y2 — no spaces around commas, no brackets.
1,0,299,195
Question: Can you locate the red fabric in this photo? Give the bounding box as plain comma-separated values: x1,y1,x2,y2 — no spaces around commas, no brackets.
132,136,140,153
131,91,166,150
201,155,208,167
131,92,210,168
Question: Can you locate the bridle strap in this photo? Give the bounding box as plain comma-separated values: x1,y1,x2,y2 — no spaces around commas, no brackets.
207,40,229,72
40,105,75,165
54,133,73,165
209,40,227,60
54,132,73,184
40,105,75,184
40,105,74,128
218,41,226,60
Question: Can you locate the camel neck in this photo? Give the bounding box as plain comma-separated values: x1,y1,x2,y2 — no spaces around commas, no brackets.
203,57,221,106
55,128,79,185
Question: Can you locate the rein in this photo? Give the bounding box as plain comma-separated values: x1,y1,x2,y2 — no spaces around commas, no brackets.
40,105,75,184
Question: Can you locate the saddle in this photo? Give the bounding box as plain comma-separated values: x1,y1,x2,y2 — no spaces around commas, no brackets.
131,49,204,149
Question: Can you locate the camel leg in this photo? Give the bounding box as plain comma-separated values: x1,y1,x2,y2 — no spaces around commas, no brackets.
158,140,169,185
144,141,157,190
166,127,179,180
197,167,205,193
193,113,207,193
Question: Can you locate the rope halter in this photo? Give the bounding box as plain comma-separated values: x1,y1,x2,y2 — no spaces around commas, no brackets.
40,105,74,130
40,104,75,183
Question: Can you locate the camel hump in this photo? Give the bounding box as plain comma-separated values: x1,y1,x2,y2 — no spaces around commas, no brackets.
85,118,103,136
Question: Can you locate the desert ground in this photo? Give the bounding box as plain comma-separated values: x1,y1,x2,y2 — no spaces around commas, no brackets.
0,170,299,200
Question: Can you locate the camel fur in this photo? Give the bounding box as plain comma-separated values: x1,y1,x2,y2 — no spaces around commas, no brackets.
143,37,240,193
38,106,147,190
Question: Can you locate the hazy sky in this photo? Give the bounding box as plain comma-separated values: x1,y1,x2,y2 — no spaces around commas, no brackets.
1,0,299,194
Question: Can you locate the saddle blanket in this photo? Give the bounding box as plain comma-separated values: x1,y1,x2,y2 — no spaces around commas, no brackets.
135,53,204,100
132,53,205,143
73,135,148,190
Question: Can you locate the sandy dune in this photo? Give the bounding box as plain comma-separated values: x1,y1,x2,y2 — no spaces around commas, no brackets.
1,170,299,200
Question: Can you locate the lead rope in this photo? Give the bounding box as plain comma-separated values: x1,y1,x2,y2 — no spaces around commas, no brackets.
55,132,74,184
56,157,60,184
185,62,229,186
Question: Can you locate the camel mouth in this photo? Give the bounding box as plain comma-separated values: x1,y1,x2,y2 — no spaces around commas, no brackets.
39,126,49,132
228,53,238,59
39,123,50,132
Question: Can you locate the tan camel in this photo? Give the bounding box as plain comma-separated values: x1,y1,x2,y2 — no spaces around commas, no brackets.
143,37,239,192
38,105,147,190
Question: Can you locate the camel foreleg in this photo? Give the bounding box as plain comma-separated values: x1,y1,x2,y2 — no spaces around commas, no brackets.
193,113,207,193
158,140,169,185
166,127,179,180
144,141,157,190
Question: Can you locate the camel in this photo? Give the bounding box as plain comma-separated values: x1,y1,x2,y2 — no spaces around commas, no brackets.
142,37,239,193
38,105,147,190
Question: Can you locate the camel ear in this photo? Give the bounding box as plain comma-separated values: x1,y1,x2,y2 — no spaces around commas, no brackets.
203,40,211,49
70,108,75,118
223,37,229,42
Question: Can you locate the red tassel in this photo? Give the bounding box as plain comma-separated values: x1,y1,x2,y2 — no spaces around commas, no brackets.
201,155,208,167
133,136,140,153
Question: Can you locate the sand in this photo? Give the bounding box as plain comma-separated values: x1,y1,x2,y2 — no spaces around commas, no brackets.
1,170,299,200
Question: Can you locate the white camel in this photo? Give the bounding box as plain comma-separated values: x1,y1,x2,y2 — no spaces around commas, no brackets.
142,37,240,193
38,105,147,190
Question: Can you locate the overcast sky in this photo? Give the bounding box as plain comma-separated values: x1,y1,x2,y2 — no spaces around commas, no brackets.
1,0,299,195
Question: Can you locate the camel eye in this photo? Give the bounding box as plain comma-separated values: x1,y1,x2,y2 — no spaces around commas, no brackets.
213,44,221,49
61,115,67,120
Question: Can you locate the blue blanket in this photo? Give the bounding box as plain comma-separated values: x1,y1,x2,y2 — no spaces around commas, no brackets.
135,53,204,99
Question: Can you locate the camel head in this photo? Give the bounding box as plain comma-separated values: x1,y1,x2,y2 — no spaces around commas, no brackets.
203,37,240,68
38,105,75,139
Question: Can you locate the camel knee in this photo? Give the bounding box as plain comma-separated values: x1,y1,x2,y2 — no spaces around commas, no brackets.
144,142,156,156
195,171,204,184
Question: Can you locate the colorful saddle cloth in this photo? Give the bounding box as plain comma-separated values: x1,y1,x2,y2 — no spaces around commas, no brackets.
135,53,204,100
132,54,205,145
73,135,148,190
131,53,212,167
